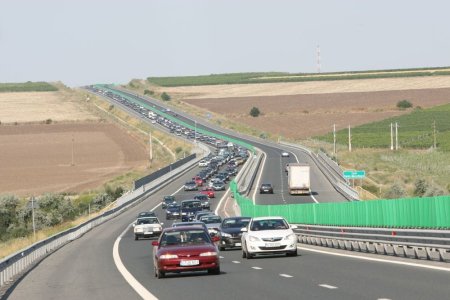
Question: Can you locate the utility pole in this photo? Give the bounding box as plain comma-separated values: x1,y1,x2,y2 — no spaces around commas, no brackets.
390,123,394,150
31,196,36,241
71,134,75,166
433,120,437,149
333,124,336,154
395,122,399,150
348,125,352,152
149,131,153,163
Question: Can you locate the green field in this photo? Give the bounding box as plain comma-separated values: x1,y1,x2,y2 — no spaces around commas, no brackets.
315,104,450,151
147,67,450,87
0,82,58,92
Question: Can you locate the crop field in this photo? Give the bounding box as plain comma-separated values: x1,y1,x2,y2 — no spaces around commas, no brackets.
0,82,58,92
316,103,450,151
147,67,450,87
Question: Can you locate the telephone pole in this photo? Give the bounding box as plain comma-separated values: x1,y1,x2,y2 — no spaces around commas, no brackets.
333,124,336,154
348,125,352,152
433,120,437,149
71,134,75,166
316,45,321,73
149,131,153,163
395,122,399,150
390,123,394,150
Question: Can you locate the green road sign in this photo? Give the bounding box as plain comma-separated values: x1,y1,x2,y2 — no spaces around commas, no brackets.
343,170,366,179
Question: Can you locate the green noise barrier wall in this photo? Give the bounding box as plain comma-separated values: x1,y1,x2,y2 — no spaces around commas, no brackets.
95,85,255,154
230,181,450,229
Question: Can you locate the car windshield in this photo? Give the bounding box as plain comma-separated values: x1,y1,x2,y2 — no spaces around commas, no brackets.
137,218,159,225
163,196,175,202
160,229,210,246
201,216,222,224
250,219,289,231
185,181,195,185
222,218,251,229
181,201,201,209
195,195,207,200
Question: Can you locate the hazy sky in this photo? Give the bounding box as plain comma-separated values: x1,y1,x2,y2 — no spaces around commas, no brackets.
1,0,449,86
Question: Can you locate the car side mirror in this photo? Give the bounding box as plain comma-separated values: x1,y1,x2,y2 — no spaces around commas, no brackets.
151,241,159,246
240,227,248,232
290,225,298,229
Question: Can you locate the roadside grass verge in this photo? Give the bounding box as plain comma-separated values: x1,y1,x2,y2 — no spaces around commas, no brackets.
147,67,450,87
315,103,450,151
0,82,58,92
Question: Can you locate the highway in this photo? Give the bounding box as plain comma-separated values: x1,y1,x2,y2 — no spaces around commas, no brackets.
6,163,450,300
5,87,450,299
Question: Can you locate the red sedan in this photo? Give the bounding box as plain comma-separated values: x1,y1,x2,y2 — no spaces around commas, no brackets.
200,187,215,198
193,176,203,187
152,227,220,278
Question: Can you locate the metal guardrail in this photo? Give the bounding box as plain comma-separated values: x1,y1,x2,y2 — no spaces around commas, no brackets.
280,141,359,201
0,146,209,291
294,224,450,262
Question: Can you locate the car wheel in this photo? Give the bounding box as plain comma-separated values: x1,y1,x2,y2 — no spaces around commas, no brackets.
288,250,298,257
219,246,225,251
208,267,220,275
246,251,253,259
135,235,138,241
156,268,165,279
242,250,246,258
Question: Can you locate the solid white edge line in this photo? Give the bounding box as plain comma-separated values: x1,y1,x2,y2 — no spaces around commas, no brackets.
298,246,450,272
214,188,230,216
319,284,338,289
113,225,158,300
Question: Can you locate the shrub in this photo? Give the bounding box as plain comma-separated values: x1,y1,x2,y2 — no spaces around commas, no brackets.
413,179,428,197
384,183,406,199
108,104,114,111
161,92,171,101
45,119,52,124
250,107,261,117
397,100,413,109
175,147,183,154
144,89,154,96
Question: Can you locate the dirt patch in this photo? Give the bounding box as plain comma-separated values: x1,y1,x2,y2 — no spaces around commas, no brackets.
162,76,450,99
0,123,148,197
0,91,98,124
183,88,450,138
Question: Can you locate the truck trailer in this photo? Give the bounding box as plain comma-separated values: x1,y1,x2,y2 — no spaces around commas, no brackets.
287,163,311,195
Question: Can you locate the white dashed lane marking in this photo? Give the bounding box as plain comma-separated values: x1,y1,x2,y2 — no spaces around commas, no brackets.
232,261,241,264
252,267,262,270
219,256,224,259
279,274,293,278
319,284,338,289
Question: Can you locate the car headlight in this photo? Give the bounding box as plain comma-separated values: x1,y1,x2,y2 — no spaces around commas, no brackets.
182,212,187,215
221,232,232,238
284,233,297,240
154,227,162,231
248,235,261,242
200,251,218,257
160,254,178,259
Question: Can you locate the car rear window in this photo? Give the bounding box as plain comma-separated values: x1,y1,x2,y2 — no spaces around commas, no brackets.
161,229,210,246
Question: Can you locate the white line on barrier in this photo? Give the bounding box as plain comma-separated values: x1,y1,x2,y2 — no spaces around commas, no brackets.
297,246,450,272
113,225,158,300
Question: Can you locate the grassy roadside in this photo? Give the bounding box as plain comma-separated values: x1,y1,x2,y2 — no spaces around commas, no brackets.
0,81,58,92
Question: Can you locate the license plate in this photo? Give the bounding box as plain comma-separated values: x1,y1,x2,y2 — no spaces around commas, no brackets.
144,231,153,235
180,260,200,266
235,243,241,247
264,242,280,248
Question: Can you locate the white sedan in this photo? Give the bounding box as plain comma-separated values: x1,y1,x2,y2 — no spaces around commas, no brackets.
281,152,290,157
241,216,297,258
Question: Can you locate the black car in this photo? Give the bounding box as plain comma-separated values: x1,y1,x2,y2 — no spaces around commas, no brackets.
219,217,251,250
259,183,274,194
165,203,181,220
180,199,203,222
184,181,198,191
162,195,176,209
137,211,157,218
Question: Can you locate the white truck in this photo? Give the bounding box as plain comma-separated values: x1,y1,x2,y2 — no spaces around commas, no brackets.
287,163,311,195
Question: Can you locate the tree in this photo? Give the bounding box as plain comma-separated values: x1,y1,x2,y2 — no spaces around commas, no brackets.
144,89,154,96
397,100,413,109
161,92,171,101
249,106,261,117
